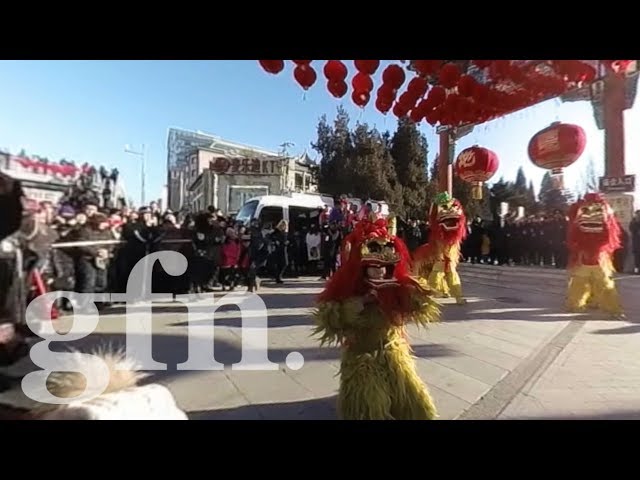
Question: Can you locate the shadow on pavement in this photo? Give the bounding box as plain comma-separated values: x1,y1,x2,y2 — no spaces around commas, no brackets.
502,409,640,420
590,324,640,335
170,314,314,329
188,395,338,420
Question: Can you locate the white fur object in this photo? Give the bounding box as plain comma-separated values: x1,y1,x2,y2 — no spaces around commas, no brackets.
41,384,188,420
38,348,188,420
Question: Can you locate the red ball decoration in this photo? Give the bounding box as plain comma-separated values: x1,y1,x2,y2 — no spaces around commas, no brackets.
455,145,500,200
439,63,461,89
327,79,348,98
354,60,380,75
352,72,374,92
382,64,406,88
258,60,285,75
294,65,317,90
528,122,586,175
352,90,370,107
324,60,348,81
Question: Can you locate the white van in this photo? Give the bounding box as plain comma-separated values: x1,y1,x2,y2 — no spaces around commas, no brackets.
236,193,334,230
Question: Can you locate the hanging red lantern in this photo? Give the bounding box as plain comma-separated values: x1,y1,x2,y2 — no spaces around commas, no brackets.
382,64,406,88
528,122,586,175
472,60,491,69
377,84,397,102
294,65,317,90
407,76,428,97
393,102,409,118
352,90,370,107
375,96,393,114
412,60,441,76
439,63,461,88
455,146,499,200
258,60,285,75
427,85,447,106
327,79,348,98
293,60,312,66
354,60,380,75
457,75,477,97
352,72,373,92
323,60,348,81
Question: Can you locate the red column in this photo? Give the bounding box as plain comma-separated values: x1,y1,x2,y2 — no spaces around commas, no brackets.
603,72,626,177
438,131,453,195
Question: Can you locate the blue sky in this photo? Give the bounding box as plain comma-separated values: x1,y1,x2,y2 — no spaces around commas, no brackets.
0,60,637,206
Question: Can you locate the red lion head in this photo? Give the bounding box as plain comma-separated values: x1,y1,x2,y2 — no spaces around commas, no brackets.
428,192,467,245
319,217,422,321
567,192,621,266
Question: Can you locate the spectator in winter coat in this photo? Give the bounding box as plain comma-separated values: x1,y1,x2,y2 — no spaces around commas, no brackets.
220,228,241,291
630,210,640,274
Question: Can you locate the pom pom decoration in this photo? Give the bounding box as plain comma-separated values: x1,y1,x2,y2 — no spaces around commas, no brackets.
294,64,317,90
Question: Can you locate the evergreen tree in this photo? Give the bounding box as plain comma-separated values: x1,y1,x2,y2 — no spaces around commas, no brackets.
580,155,599,194
18,148,26,157
515,166,527,190
527,181,537,212
312,106,353,196
350,123,401,208
539,171,570,213
389,117,430,219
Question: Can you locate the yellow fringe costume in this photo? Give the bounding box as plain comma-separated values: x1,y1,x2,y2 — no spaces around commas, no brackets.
313,217,440,420
565,193,624,318
413,192,468,305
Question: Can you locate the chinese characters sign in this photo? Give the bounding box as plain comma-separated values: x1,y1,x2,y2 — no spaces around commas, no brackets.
599,174,635,193
209,157,283,176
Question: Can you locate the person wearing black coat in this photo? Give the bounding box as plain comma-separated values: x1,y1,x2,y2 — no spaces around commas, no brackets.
270,220,289,284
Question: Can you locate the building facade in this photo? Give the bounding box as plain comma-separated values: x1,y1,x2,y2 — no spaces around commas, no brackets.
167,127,318,214
0,151,127,209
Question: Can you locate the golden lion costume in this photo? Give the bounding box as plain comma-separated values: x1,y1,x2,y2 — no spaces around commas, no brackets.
313,217,440,420
413,192,468,305
565,193,624,318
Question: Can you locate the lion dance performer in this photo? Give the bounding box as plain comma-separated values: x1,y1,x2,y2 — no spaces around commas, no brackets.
565,192,624,318
413,192,468,305
313,216,440,420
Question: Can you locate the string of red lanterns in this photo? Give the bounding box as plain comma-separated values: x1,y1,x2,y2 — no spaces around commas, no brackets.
257,60,632,128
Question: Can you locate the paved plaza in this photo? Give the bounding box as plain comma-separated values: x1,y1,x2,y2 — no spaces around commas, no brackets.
1,265,639,420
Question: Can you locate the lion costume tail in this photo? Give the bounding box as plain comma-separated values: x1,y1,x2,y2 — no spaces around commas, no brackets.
38,348,188,420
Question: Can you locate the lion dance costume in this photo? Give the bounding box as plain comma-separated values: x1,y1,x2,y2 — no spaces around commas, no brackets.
313,217,440,420
413,192,468,305
565,192,624,317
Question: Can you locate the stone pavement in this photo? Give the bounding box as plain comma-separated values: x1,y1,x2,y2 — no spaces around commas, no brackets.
1,269,638,420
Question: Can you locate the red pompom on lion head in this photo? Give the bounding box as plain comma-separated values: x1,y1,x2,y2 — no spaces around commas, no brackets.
567,193,621,266
428,192,467,245
319,216,420,319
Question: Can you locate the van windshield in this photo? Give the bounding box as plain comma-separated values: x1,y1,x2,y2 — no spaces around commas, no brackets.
236,200,259,225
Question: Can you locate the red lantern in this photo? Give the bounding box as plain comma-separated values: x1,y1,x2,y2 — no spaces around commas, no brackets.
382,64,406,88
293,60,312,66
375,96,392,114
327,79,348,98
354,60,380,75
324,60,348,81
527,122,586,175
294,65,317,90
352,90,370,107
455,145,499,200
412,60,441,76
352,72,373,92
407,76,428,97
258,60,285,75
439,63,461,89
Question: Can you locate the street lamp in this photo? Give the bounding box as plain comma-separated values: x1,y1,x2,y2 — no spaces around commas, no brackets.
124,144,146,206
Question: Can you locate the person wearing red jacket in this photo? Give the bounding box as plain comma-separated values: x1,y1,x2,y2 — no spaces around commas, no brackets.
219,227,241,291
